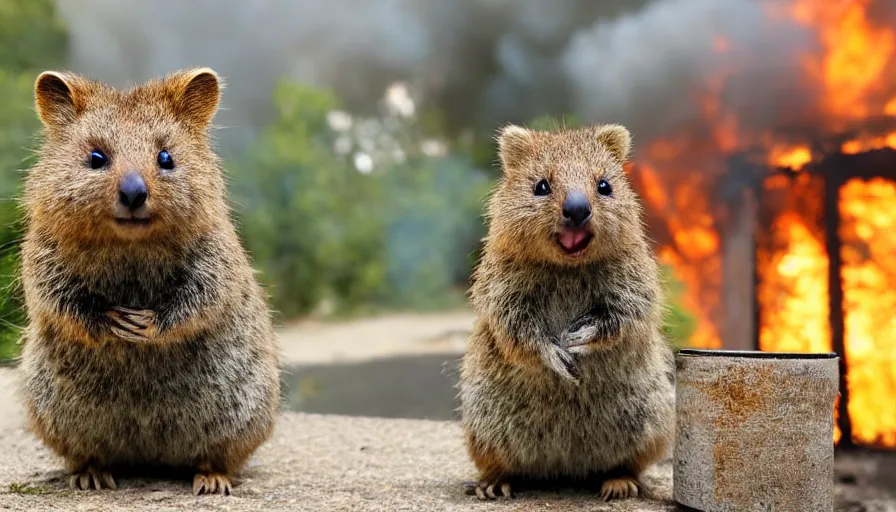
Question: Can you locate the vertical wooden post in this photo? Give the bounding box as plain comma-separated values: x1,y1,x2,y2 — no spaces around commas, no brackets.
719,156,760,351
720,186,758,350
823,171,853,448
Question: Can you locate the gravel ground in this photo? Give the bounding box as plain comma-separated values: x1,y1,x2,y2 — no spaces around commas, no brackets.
0,407,676,511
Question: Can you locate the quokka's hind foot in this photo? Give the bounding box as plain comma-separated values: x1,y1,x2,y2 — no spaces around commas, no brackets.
193,472,233,496
599,474,640,501
463,479,513,500
69,467,117,491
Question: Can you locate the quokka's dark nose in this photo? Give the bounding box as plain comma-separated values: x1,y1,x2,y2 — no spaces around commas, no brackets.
562,190,592,228
118,172,148,210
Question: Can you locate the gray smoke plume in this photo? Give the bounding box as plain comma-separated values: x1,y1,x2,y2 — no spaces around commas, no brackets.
51,0,652,147
56,0,893,148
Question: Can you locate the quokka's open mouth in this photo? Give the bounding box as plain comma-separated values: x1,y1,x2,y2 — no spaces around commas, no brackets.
557,228,593,257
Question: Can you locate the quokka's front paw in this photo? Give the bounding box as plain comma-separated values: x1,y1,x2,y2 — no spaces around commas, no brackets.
107,307,157,342
560,322,598,350
541,343,580,382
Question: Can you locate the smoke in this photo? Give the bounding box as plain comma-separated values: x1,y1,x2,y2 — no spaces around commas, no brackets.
55,0,648,146
564,0,809,138
56,0,891,148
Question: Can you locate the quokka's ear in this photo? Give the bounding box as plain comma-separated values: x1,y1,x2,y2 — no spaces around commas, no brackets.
595,124,633,163
34,71,91,129
497,124,536,171
164,67,223,129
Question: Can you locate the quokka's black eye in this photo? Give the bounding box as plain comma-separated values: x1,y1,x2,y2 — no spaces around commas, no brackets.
597,178,613,197
534,179,551,196
89,150,108,170
157,150,175,171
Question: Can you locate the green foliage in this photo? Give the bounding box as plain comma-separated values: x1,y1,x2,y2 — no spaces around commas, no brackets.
0,0,68,195
0,201,23,361
8,481,56,495
660,265,697,349
234,80,489,319
0,0,68,360
0,0,68,72
0,70,42,196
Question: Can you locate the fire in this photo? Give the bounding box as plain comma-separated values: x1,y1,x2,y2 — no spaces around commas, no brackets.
768,145,812,170
841,133,896,154
788,0,896,120
839,178,896,447
757,172,830,351
756,213,830,354
629,0,896,447
886,97,896,116
636,143,723,350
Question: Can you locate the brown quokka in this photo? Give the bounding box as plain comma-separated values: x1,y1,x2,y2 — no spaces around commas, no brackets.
459,124,675,501
18,68,280,495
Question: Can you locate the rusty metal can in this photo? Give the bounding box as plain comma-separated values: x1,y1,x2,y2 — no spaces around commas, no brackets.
673,349,840,512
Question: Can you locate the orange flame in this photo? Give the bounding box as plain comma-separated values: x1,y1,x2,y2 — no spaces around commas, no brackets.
839,178,896,447
757,212,830,353
841,133,896,154
769,145,813,170
886,97,896,115
790,0,896,120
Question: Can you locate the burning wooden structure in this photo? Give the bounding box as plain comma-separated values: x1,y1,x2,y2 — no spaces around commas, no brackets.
625,0,896,450
636,146,896,450
725,147,896,450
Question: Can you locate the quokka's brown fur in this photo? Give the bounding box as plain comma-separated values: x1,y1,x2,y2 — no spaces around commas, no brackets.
18,68,280,495
459,123,675,501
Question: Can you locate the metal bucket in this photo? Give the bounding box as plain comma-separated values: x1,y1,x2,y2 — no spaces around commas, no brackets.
673,349,840,512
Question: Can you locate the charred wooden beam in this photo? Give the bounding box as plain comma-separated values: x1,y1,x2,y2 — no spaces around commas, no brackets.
823,170,853,449
808,147,896,180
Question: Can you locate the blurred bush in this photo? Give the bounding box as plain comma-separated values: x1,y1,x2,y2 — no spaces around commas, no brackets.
0,0,68,360
0,202,23,361
233,81,490,319
660,264,697,349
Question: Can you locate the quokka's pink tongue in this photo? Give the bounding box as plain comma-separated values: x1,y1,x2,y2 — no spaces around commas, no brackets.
560,230,589,250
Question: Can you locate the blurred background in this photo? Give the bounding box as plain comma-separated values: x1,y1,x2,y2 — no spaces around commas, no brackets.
0,0,893,461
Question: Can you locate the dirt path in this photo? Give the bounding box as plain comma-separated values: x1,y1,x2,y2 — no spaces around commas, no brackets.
276,310,474,366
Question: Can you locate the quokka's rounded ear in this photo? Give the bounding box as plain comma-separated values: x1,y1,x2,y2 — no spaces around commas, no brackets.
595,124,633,163
497,124,536,171
34,71,88,129
164,67,224,129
